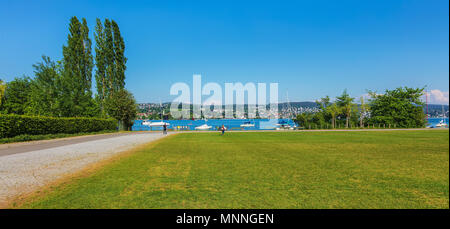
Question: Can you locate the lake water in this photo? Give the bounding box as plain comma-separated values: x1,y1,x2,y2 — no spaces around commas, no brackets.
131,118,448,131
132,119,297,131
427,118,449,128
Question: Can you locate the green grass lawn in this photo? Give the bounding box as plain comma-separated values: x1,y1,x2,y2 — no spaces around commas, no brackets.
18,130,449,209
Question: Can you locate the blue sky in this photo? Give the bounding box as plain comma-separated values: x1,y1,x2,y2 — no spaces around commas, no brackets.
0,0,448,104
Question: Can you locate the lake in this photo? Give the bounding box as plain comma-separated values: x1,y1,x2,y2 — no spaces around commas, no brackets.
132,119,297,131
427,118,449,128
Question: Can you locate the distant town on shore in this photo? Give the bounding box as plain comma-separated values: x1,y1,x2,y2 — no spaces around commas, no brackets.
137,102,449,120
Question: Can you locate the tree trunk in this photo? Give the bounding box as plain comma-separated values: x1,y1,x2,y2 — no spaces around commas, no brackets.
118,120,127,131
360,114,363,128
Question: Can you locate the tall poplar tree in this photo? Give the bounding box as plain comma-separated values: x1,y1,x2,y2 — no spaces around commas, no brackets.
111,20,127,91
94,18,107,112
81,18,93,94
95,18,127,115
61,16,96,117
104,19,115,94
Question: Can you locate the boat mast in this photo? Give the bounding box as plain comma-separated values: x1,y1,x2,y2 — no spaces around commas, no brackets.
285,91,293,119
159,98,163,120
426,89,429,120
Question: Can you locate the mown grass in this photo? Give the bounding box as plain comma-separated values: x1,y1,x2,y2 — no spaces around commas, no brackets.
19,130,449,209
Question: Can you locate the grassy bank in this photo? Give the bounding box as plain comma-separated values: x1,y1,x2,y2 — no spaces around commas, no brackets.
0,130,118,144
18,130,449,209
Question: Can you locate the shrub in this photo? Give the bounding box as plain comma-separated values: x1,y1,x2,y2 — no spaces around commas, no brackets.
0,114,117,138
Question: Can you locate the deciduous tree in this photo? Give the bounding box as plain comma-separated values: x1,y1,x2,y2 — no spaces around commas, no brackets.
104,89,137,130
368,87,426,128
0,79,5,105
329,103,340,128
0,76,32,115
336,89,355,128
27,56,61,116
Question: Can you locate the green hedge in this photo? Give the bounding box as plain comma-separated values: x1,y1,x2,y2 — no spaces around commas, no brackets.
0,114,117,138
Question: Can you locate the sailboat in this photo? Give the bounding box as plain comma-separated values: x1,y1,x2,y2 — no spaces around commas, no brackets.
195,124,212,130
435,105,448,128
275,120,294,130
436,120,447,128
240,120,255,127
143,120,170,127
195,118,212,130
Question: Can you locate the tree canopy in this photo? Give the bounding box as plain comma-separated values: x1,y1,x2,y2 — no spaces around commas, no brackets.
295,87,427,129
104,89,137,130
0,16,135,129
0,80,5,105
0,76,32,115
368,87,426,128
95,18,127,115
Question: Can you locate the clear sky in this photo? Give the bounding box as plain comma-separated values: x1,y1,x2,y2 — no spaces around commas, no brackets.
0,0,448,104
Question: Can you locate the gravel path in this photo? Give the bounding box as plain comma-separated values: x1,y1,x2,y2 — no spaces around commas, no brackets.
0,132,172,207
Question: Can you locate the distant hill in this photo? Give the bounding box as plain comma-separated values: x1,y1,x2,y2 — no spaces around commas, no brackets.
278,101,318,109
138,102,448,117
138,101,319,110
426,104,449,117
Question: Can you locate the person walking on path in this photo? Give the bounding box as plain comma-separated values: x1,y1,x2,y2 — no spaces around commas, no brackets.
221,124,225,135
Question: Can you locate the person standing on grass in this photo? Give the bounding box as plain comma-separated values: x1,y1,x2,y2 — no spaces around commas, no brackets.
163,123,167,135
221,124,225,135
